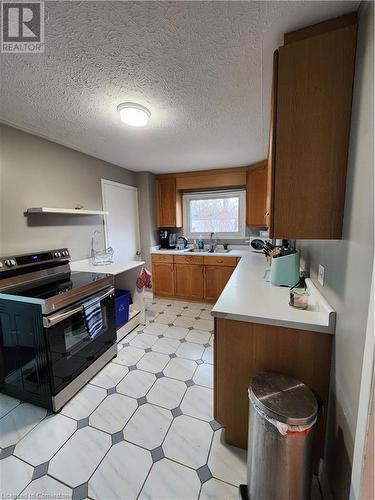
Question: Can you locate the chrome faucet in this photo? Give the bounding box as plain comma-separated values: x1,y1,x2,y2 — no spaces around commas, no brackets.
210,232,217,252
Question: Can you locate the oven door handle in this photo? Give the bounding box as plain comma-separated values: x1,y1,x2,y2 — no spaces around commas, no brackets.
44,287,115,328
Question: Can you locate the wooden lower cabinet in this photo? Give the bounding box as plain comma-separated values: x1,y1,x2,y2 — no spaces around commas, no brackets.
175,264,204,300
152,255,237,302
152,262,175,296
214,317,332,470
204,266,235,302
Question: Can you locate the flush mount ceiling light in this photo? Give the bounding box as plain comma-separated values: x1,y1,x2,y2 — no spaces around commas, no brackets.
117,102,151,127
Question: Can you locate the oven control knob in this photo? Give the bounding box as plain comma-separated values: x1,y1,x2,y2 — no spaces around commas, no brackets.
0,262,3,268
54,251,60,258
5,259,15,267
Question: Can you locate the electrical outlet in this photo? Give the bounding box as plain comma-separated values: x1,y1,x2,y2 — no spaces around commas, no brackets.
318,264,325,286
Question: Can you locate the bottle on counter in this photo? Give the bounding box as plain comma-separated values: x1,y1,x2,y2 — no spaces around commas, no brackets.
198,235,205,251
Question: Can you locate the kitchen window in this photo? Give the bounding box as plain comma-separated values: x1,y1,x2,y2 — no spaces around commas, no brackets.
183,190,246,239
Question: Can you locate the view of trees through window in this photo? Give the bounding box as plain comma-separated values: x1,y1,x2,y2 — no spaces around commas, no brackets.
189,196,239,233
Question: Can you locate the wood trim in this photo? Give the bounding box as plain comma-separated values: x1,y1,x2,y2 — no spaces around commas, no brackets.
203,256,237,267
284,12,357,45
266,50,278,236
176,172,246,191
174,255,204,265
157,166,248,180
246,162,267,227
151,254,174,263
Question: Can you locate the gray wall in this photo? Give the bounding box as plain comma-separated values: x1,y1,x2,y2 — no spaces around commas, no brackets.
136,171,158,270
0,125,136,260
298,4,374,498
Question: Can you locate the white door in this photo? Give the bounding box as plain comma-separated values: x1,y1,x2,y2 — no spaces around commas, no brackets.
101,179,141,261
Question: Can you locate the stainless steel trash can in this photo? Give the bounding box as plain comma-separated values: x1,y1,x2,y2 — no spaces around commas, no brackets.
245,372,318,500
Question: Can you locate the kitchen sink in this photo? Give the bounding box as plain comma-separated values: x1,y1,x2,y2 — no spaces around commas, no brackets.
184,248,231,253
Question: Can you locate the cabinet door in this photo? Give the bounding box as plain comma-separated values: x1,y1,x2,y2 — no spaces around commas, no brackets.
246,162,267,227
272,22,356,238
156,178,182,228
204,266,235,302
152,263,175,296
175,264,204,300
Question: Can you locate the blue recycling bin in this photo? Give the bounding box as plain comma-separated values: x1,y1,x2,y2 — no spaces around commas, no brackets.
115,289,130,328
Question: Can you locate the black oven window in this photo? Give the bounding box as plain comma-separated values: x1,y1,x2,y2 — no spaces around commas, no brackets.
63,308,108,357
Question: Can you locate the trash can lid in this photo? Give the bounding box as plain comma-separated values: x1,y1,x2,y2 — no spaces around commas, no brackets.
249,372,318,426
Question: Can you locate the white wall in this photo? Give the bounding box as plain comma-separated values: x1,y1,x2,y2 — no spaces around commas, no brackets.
0,125,136,260
298,3,374,498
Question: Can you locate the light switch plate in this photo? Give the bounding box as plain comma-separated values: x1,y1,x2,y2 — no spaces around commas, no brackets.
318,264,325,286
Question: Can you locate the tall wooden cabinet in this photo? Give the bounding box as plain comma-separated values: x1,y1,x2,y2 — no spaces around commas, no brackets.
267,13,357,239
156,177,182,228
246,161,267,227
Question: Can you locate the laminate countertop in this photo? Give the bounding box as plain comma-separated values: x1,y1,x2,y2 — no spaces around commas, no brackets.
211,253,336,334
150,247,250,257
70,259,145,275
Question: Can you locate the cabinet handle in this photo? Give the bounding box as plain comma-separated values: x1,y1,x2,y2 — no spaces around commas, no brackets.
265,211,270,217
217,260,224,263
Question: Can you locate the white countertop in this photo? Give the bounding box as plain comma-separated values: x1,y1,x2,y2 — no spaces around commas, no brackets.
151,247,250,258
211,253,336,334
70,259,145,275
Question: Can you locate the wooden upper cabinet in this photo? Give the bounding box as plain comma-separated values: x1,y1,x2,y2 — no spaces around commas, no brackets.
268,13,357,239
246,162,267,227
156,177,182,228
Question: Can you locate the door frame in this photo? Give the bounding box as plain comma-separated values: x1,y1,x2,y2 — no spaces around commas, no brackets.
101,179,141,259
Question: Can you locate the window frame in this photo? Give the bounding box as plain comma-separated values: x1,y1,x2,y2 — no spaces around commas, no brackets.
182,189,246,239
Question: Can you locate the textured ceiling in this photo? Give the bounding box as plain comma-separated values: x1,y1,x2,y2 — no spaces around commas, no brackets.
0,1,359,173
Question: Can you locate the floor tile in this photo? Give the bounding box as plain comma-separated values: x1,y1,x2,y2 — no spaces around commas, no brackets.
21,476,72,500
89,393,137,434
164,325,189,340
89,441,152,500
208,429,247,486
116,370,156,399
199,310,214,320
194,318,214,331
176,341,205,361
129,333,158,349
0,455,33,498
89,362,128,389
164,357,197,381
174,316,195,328
181,385,213,421
180,308,200,318
49,426,111,488
186,329,211,344
0,403,47,448
193,364,213,388
137,351,170,373
199,478,238,499
154,314,177,325
163,414,213,468
152,336,180,355
123,403,172,450
139,458,201,500
14,413,76,466
112,345,145,366
0,394,20,418
147,377,186,409
61,384,107,420
202,346,213,364
142,322,169,336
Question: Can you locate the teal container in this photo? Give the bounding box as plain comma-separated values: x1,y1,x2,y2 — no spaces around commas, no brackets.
270,251,300,287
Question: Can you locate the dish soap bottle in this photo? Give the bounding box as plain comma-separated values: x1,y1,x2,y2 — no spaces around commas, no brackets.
198,235,205,251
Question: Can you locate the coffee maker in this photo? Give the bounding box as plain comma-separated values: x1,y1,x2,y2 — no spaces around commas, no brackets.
159,230,177,249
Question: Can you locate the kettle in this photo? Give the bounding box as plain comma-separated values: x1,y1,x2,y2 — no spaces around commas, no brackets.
177,236,188,250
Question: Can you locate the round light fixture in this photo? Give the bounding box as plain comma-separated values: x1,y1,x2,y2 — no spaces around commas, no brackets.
117,102,151,127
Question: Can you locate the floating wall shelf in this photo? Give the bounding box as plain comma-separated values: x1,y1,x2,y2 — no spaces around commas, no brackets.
25,207,108,215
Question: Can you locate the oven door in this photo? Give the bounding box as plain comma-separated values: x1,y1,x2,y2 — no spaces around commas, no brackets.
44,286,116,395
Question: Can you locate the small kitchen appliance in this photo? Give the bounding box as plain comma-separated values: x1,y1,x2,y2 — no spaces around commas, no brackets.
270,250,300,287
0,248,117,411
159,229,177,249
177,236,188,250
